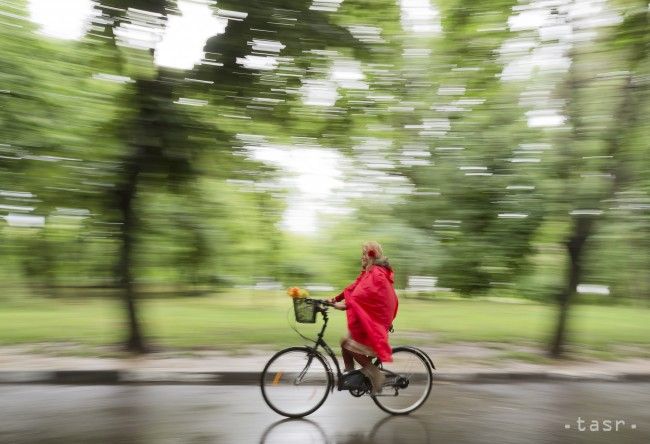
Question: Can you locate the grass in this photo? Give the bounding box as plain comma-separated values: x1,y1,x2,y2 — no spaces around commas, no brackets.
1,290,649,355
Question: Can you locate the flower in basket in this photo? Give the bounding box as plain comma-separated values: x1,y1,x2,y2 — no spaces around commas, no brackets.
287,287,309,298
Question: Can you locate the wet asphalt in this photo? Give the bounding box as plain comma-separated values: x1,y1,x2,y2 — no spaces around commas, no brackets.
0,383,648,443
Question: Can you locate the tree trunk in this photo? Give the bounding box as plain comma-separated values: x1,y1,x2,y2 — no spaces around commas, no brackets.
550,216,593,357
117,146,147,353
115,74,171,353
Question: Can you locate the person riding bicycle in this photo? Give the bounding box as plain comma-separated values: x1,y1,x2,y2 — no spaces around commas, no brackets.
330,241,398,395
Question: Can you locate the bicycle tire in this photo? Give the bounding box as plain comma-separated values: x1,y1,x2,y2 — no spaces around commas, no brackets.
371,346,433,415
260,346,332,418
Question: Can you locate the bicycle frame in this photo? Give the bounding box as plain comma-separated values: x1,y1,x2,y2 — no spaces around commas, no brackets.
306,306,343,391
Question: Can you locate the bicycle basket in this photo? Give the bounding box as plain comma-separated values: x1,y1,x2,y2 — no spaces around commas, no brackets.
293,298,316,323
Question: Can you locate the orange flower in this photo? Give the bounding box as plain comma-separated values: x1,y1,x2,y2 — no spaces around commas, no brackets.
287,287,302,298
287,287,309,298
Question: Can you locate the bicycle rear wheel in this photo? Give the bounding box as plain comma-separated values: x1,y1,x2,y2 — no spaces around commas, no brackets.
260,346,332,418
372,347,433,415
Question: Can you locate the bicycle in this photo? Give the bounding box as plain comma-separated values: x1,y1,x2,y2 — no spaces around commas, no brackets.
260,297,435,418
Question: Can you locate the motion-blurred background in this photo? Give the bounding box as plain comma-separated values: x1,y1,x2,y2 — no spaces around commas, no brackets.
1,0,649,361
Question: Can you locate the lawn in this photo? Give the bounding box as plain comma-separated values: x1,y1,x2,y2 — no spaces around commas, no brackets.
1,290,649,353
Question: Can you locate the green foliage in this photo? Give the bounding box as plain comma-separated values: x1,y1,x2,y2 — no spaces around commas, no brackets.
1,0,649,318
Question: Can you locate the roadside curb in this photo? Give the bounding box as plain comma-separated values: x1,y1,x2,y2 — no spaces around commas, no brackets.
435,372,650,383
1,370,649,385
0,370,261,385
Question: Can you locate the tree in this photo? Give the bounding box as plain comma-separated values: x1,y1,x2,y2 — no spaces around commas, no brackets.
396,0,541,295
549,3,649,356
89,0,381,351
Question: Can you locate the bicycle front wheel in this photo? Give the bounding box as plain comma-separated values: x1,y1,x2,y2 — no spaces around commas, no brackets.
372,347,433,415
260,346,332,418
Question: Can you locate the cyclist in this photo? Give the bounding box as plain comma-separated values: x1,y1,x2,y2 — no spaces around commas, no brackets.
330,241,398,395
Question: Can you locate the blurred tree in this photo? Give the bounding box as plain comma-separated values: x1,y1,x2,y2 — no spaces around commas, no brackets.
396,0,542,295
548,3,649,356
1,1,125,295
89,0,383,351
3,0,648,357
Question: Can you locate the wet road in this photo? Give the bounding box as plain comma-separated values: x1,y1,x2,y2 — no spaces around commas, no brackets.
0,383,648,443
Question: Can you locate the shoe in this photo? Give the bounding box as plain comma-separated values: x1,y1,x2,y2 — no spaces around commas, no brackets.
341,370,365,390
361,364,386,396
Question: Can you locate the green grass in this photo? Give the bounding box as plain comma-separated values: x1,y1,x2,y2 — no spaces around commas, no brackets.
1,291,649,353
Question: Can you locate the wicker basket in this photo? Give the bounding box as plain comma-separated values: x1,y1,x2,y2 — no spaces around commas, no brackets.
293,298,316,323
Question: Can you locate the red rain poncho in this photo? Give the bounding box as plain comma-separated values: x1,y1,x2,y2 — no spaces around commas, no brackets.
336,265,399,362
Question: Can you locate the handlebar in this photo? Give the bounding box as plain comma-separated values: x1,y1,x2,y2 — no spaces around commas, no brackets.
303,298,335,308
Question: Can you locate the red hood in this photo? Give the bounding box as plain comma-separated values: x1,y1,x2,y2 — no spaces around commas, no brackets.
372,264,394,284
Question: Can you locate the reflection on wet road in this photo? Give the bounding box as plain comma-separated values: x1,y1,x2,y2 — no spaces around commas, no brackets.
0,383,648,443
